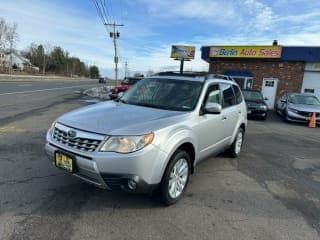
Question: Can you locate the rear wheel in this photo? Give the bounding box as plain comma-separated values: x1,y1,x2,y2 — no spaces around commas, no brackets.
228,128,244,158
159,150,191,205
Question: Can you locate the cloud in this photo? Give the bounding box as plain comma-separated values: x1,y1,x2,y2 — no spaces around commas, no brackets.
1,0,320,78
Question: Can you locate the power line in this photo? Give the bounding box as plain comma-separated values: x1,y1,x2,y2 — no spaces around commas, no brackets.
99,0,111,25
92,0,124,84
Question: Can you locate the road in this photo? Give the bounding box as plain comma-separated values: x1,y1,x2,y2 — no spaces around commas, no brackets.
0,81,320,239
0,81,98,95
0,80,100,125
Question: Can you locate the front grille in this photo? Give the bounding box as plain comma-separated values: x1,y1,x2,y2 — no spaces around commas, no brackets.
52,127,102,152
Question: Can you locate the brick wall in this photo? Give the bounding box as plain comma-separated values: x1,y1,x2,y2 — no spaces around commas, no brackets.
209,59,305,100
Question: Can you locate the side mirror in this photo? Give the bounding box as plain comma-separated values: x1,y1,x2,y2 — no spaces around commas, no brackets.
280,99,287,103
204,102,222,114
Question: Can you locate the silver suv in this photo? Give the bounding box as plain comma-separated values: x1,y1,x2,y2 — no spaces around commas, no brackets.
45,73,247,205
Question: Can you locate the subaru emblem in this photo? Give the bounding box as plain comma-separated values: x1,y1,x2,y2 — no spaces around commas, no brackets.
67,130,77,139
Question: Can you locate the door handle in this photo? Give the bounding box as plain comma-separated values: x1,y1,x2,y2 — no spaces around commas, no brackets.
222,115,227,120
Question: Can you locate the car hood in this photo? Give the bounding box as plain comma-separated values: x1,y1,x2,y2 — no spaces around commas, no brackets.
288,103,320,112
57,101,187,135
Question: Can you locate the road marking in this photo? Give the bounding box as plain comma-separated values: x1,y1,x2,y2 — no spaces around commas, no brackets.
0,84,97,96
0,126,26,133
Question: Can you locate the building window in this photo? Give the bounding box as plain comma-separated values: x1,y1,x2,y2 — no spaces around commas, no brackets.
232,77,254,90
304,88,315,94
265,80,274,87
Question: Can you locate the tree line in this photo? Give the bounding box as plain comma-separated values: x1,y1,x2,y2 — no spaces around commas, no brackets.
22,43,100,78
0,18,100,78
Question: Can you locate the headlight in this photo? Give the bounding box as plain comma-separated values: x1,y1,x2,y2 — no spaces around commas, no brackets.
100,133,154,153
49,120,57,133
288,107,298,113
260,105,267,110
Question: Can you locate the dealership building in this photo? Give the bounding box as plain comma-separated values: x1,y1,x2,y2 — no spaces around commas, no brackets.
201,44,320,109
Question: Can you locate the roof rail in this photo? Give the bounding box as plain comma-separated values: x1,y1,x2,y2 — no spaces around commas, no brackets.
205,74,235,82
152,71,235,82
153,71,209,77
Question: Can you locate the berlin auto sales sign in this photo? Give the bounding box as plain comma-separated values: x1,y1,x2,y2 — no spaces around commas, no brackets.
209,46,282,58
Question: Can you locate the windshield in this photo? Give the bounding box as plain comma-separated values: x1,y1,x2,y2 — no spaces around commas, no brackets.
288,94,320,105
120,78,203,111
242,91,263,101
122,78,140,85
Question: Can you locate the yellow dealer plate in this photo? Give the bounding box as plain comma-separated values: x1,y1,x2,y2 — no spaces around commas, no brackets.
55,152,74,173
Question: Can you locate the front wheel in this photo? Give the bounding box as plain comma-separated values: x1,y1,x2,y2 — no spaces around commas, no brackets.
228,128,244,158
159,150,191,205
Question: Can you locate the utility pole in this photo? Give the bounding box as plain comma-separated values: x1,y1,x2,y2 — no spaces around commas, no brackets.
105,22,124,86
42,47,46,76
124,61,128,78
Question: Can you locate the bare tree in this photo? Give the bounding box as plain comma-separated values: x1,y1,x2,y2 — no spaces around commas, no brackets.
7,23,18,74
0,18,8,50
0,18,19,74
0,18,18,50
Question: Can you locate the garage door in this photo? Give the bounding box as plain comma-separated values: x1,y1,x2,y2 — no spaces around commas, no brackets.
302,71,320,99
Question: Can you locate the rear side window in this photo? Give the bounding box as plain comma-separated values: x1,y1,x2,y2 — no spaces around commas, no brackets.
220,83,236,108
232,85,243,104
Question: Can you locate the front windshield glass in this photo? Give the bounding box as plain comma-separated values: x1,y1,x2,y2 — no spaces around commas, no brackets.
242,91,263,101
121,78,203,111
288,94,320,105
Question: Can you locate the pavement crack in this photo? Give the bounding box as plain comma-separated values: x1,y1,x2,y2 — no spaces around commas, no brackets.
0,173,64,186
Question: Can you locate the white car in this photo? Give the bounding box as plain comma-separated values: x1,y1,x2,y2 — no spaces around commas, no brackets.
45,72,247,205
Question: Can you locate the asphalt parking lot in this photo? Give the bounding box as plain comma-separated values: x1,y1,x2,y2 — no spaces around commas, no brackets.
1,91,320,239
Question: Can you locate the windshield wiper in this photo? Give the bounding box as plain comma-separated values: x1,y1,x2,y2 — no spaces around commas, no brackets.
114,98,127,104
134,102,157,108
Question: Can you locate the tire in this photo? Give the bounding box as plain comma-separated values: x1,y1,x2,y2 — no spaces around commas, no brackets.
262,114,267,120
228,128,244,158
282,110,288,122
159,150,191,205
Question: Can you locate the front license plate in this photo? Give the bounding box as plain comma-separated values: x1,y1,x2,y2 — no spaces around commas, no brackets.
55,152,75,173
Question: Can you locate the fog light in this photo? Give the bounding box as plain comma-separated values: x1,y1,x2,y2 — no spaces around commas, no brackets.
128,179,137,190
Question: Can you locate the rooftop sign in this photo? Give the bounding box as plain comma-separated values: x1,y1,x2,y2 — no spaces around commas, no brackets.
209,46,282,58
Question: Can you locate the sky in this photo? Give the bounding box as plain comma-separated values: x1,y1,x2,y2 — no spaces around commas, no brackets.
1,0,320,78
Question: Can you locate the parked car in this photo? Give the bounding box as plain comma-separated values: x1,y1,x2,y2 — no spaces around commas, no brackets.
276,93,320,123
109,77,142,99
98,77,107,83
242,90,268,119
45,73,247,205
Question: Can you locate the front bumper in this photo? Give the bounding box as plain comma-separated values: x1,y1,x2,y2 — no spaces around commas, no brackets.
286,110,320,123
247,108,267,117
45,131,168,193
